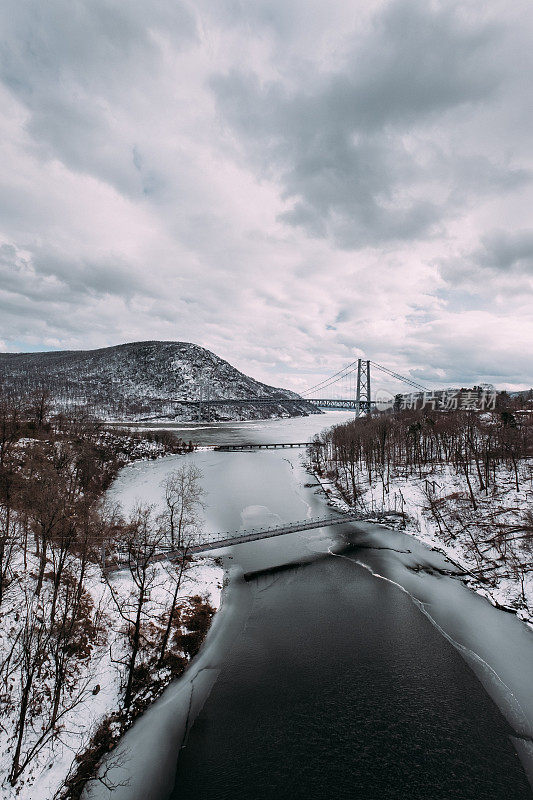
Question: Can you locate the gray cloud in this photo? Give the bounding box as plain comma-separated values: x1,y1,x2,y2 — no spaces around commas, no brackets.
0,243,158,304
477,230,533,273
0,0,532,389
0,0,196,195
210,0,520,248
438,228,533,301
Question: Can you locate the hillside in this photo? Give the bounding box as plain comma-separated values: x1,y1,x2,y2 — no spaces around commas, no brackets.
0,341,317,421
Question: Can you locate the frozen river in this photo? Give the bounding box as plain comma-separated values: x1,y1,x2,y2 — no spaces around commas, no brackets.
88,411,533,799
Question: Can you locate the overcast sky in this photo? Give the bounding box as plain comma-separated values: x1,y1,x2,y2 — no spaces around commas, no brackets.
1,0,532,393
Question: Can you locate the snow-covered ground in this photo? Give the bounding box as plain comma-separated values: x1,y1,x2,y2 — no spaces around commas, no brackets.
316,458,533,629
0,551,222,800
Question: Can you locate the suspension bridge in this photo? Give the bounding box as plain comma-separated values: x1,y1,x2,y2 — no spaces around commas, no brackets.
160,358,428,417
299,359,428,413
106,510,405,573
187,505,405,553
186,512,364,554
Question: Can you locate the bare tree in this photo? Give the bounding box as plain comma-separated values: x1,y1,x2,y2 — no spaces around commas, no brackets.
160,464,204,550
0,505,19,608
106,505,164,711
8,587,51,784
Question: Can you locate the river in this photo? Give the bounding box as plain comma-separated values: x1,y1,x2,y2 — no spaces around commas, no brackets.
87,411,533,799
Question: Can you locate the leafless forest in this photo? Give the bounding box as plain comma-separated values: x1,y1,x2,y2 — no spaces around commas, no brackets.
0,390,214,797
308,397,533,608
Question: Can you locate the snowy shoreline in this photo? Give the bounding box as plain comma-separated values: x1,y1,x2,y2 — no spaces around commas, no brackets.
310,465,533,631
0,438,225,800
0,556,224,800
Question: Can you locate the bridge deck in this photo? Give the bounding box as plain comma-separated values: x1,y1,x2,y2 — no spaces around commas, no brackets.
214,442,310,451
105,511,405,571
151,396,312,405
185,513,362,554
146,396,370,409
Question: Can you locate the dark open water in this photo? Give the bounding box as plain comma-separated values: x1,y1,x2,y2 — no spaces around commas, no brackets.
171,551,530,800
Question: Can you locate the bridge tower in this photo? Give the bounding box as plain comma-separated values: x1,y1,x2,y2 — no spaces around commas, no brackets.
197,379,203,421
355,359,371,416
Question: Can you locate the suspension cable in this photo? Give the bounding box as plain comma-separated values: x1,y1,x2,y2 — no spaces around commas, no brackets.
301,362,361,396
370,361,428,392
302,358,428,396
301,358,360,395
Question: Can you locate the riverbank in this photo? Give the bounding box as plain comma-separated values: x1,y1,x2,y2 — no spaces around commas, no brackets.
0,415,225,800
309,461,533,630
54,441,226,799
58,556,223,800
0,545,224,800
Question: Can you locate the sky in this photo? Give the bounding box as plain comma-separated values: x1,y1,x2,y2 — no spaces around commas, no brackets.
0,0,532,394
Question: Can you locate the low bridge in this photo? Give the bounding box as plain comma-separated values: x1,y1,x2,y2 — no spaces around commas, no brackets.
214,442,310,451
306,398,374,411
154,396,311,406
185,512,363,554
106,510,405,572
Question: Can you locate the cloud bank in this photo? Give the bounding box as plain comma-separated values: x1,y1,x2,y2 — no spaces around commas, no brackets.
0,0,532,391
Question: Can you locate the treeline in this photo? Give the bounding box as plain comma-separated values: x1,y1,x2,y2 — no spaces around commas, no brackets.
309,408,533,506
0,371,175,418
0,354,184,416
308,409,533,604
0,390,213,796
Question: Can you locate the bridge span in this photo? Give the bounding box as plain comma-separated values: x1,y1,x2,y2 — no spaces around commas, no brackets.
153,396,370,411
106,510,406,572
142,358,427,418
185,513,363,554
214,442,310,451
306,398,374,411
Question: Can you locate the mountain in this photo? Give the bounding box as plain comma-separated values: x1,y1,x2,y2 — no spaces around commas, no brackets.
0,341,318,421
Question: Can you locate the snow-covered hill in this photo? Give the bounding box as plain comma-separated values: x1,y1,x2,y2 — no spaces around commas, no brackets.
0,341,317,421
